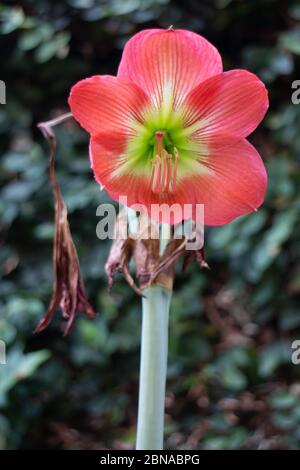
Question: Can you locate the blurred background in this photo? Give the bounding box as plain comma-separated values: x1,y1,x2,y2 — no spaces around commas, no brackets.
1,0,300,450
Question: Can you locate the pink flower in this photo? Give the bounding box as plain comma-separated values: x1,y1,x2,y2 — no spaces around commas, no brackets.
69,28,268,225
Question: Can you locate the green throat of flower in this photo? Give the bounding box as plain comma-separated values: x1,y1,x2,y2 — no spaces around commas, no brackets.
113,85,208,195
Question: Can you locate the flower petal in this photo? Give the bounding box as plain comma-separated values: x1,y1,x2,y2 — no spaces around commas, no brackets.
117,29,222,108
68,75,149,136
186,136,267,225
90,133,145,202
182,70,268,138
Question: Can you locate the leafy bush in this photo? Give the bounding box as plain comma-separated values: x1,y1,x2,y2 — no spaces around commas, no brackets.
1,0,300,449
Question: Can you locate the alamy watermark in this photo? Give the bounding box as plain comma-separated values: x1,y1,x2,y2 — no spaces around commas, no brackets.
0,80,6,104
95,196,204,250
291,340,300,365
0,340,6,365
291,80,300,104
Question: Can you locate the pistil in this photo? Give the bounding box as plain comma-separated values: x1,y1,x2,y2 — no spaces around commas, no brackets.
155,131,164,158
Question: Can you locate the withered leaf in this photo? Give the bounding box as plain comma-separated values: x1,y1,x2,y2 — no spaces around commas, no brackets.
35,115,96,335
105,209,144,297
183,247,210,272
105,213,209,295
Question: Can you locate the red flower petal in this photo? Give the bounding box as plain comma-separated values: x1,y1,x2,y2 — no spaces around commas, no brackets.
90,133,144,201
183,70,269,138
186,136,267,225
68,75,149,136
117,29,222,107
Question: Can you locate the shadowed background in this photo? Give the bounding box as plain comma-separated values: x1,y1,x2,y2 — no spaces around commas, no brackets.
1,0,300,450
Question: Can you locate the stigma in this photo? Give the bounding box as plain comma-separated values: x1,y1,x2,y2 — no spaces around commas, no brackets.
150,131,179,194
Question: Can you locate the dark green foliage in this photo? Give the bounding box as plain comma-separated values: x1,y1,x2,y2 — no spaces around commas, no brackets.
1,0,300,450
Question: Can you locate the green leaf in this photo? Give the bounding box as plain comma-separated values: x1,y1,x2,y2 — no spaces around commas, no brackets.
280,29,300,55
0,349,51,404
0,7,25,34
271,390,298,410
221,364,247,391
34,32,70,63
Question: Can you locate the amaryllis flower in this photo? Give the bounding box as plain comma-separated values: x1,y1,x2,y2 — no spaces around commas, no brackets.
69,28,268,225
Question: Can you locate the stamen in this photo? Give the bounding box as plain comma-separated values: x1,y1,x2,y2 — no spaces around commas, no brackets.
153,155,162,193
159,149,167,192
149,156,157,191
161,149,172,193
151,131,164,194
166,153,173,192
160,149,167,192
172,147,179,193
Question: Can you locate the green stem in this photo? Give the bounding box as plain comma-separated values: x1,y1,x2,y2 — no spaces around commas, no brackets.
136,222,172,450
136,285,172,450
